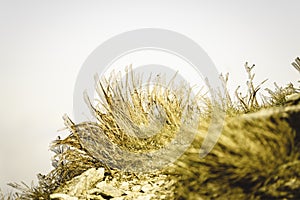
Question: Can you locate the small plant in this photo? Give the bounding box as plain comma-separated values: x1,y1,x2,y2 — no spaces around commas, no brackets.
264,82,298,106
234,62,268,113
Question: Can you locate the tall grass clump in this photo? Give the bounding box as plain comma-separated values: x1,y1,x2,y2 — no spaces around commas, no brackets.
6,58,300,199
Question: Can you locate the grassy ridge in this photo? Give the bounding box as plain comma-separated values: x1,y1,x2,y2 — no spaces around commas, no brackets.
3,58,300,199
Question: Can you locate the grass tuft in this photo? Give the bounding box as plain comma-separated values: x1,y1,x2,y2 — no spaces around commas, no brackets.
5,58,300,199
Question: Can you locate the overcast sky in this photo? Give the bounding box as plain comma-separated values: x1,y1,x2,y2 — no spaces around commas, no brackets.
0,0,300,193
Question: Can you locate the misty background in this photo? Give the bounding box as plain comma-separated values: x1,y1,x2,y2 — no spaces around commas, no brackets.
0,0,300,192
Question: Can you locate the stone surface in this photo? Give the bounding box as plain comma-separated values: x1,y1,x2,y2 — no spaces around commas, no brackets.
131,185,141,192
50,167,174,199
141,184,152,193
96,181,123,197
51,168,105,199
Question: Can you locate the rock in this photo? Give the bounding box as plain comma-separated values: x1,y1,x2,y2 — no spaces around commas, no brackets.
155,180,165,187
131,185,141,192
53,168,105,197
110,197,125,200
50,166,175,199
136,194,155,200
96,181,123,197
119,182,129,190
50,193,78,200
85,194,105,200
141,184,152,193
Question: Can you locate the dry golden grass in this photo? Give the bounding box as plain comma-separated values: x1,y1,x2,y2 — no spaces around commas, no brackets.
6,58,300,199
173,105,300,199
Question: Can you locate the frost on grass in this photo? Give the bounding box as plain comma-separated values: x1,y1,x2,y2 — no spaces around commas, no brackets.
5,58,300,200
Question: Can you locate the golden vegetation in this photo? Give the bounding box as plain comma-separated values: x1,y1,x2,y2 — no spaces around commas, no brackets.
3,58,300,199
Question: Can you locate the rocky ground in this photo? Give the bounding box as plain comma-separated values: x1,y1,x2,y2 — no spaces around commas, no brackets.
50,168,175,200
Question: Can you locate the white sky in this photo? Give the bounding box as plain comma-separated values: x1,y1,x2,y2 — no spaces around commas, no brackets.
0,0,300,193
